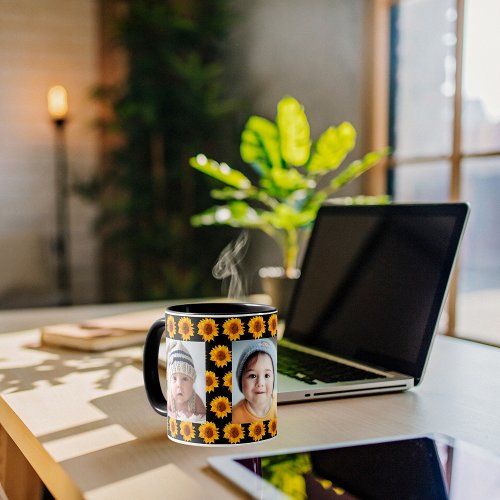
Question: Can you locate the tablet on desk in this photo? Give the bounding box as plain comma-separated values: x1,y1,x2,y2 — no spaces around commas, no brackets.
208,434,500,499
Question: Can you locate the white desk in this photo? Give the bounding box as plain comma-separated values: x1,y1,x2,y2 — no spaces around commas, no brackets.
1,305,499,499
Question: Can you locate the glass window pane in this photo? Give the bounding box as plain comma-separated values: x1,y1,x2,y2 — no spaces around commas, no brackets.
462,0,500,154
393,0,455,159
456,157,500,344
393,161,451,202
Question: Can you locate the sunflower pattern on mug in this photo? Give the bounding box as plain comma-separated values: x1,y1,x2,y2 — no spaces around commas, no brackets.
165,312,278,343
164,311,278,445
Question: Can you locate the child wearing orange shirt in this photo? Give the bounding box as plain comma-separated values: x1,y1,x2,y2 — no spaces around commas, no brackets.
233,339,277,424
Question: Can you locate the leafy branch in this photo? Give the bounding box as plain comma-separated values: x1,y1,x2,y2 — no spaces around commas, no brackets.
190,96,390,274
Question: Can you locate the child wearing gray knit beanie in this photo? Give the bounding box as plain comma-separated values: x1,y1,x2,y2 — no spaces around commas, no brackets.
233,339,277,424
168,342,197,381
167,341,206,422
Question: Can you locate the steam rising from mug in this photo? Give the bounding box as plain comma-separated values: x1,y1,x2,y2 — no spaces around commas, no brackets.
212,231,249,299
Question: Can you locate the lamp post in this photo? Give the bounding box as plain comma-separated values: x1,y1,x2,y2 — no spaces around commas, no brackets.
47,85,71,305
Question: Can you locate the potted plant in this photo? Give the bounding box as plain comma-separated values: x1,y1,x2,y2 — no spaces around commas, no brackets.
189,96,389,314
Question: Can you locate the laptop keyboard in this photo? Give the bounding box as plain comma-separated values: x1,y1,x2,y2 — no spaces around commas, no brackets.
277,344,383,385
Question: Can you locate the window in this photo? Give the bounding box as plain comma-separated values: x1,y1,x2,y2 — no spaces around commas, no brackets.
388,0,500,345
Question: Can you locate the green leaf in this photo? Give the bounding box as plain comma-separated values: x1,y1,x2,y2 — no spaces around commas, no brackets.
191,202,264,229
189,155,252,189
307,122,356,174
261,203,317,230
240,116,281,174
277,96,311,166
261,167,313,195
329,148,390,193
210,187,250,201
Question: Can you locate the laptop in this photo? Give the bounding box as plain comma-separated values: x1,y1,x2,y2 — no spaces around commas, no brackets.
277,202,470,403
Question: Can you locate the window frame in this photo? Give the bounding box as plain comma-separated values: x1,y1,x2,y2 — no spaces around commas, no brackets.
367,0,500,336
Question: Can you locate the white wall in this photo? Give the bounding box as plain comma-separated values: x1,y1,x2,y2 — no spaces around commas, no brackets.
0,0,99,306
224,0,371,286
226,0,368,154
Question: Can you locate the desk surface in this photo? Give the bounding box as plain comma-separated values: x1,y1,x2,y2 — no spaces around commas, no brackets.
1,306,500,499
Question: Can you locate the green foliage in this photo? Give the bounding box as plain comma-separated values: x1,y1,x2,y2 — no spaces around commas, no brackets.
277,96,311,166
78,0,236,301
190,95,390,275
261,453,312,500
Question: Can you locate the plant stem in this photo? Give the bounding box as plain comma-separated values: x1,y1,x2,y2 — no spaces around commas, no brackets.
284,227,298,276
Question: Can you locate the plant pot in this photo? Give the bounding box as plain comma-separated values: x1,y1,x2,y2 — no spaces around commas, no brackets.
259,267,300,319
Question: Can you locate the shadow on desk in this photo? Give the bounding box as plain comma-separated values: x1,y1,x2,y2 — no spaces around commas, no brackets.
37,387,164,445
1,343,140,394
1,338,226,498
37,386,240,499
36,387,166,491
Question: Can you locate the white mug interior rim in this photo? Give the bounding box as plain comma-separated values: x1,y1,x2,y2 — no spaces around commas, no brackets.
165,302,277,317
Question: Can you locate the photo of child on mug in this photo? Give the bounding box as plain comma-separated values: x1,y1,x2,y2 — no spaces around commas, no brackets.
233,338,277,424
167,341,206,423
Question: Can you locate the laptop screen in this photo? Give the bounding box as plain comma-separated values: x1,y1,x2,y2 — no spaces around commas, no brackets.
285,203,469,383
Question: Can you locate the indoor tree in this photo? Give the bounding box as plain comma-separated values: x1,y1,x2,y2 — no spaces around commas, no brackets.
80,0,236,301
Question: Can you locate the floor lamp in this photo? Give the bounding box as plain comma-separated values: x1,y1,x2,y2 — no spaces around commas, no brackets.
47,85,71,305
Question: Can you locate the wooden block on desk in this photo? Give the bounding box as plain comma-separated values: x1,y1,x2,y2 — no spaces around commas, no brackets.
82,308,164,332
38,308,165,352
40,324,147,352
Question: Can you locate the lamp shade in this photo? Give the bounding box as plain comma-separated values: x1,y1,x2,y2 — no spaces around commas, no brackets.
47,85,68,121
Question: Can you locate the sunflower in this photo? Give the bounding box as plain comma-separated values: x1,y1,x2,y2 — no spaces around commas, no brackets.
223,423,245,444
248,421,265,441
222,318,244,341
268,314,278,337
178,317,194,341
166,315,176,338
210,396,231,418
268,417,278,437
210,345,231,368
223,371,232,392
206,371,219,393
198,422,219,444
198,318,218,341
169,417,178,437
248,316,265,339
179,421,196,442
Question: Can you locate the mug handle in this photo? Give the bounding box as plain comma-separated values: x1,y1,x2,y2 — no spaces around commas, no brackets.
143,318,168,417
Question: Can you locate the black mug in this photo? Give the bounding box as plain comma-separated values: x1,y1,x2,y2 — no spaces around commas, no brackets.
144,302,279,446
